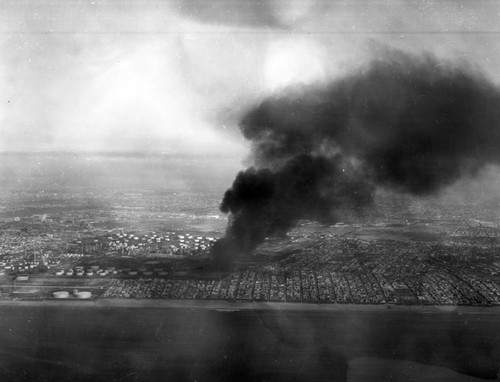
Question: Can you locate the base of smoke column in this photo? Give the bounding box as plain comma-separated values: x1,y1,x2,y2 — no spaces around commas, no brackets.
208,254,236,272
208,238,242,271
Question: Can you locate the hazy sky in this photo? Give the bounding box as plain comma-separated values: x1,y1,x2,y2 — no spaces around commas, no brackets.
2,0,500,155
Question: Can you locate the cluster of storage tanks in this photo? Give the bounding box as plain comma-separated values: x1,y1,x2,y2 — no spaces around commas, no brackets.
1,260,40,274
107,231,216,252
54,265,118,277
54,265,171,277
52,289,92,299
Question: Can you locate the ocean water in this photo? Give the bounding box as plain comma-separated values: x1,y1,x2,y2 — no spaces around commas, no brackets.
0,305,497,381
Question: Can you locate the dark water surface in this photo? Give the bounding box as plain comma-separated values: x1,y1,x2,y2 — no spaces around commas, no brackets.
0,305,498,381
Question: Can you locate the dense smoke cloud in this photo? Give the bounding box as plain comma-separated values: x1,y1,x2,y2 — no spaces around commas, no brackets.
211,49,500,268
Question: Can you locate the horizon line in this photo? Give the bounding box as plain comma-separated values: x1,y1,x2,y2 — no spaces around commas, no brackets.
0,151,243,158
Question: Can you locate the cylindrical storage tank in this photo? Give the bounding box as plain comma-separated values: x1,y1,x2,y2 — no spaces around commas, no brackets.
53,291,69,299
74,291,92,299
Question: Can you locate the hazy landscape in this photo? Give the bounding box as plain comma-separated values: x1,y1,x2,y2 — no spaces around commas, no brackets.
4,0,500,380
0,153,499,381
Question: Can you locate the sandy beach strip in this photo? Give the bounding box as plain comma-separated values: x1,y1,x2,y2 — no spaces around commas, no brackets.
0,297,499,314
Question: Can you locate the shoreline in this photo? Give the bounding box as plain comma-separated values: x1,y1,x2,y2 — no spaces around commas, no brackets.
0,298,499,314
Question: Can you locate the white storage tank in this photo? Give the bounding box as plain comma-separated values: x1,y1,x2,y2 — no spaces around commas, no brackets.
74,291,92,299
53,291,69,299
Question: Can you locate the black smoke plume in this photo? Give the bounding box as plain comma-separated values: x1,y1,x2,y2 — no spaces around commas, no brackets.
211,49,500,269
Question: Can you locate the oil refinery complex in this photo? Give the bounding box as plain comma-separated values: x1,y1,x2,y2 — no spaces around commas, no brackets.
1,230,500,305
1,189,500,306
